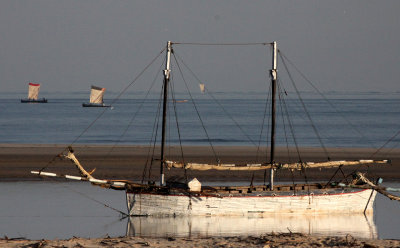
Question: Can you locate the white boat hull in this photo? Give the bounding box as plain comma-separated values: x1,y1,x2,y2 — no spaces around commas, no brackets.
126,188,376,216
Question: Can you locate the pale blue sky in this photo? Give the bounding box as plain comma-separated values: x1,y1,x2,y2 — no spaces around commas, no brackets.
0,1,399,93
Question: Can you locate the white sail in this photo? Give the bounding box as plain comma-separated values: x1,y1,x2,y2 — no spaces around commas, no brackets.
28,83,40,100
89,85,105,104
199,83,205,93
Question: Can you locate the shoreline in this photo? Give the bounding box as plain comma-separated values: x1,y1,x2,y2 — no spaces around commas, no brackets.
1,233,400,248
0,144,399,182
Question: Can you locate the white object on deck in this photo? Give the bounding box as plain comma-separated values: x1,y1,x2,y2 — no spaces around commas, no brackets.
188,178,201,192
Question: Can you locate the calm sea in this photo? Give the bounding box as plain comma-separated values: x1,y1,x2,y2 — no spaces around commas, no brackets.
0,91,400,149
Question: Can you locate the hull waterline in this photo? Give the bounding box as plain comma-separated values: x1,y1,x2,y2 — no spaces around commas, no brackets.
21,98,47,103
82,103,111,107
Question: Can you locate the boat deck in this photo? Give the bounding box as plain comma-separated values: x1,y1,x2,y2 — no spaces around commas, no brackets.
125,182,365,197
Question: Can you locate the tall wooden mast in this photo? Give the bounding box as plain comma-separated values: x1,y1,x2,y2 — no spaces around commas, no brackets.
269,41,277,190
160,41,172,186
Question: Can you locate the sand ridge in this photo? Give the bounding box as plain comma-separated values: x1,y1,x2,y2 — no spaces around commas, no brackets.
0,144,398,182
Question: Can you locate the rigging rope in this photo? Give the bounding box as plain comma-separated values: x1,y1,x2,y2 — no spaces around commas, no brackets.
256,82,272,163
173,42,272,46
278,51,394,178
169,78,189,183
375,141,399,161
107,60,165,157
173,52,259,147
279,51,376,149
277,78,302,162
276,77,310,188
172,53,220,163
279,51,331,161
258,73,272,185
38,47,166,173
142,87,164,183
278,51,387,182
369,129,400,159
63,183,128,217
277,81,294,164
43,176,128,217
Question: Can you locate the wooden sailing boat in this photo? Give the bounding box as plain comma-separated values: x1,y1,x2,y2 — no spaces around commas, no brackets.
32,41,395,216
21,82,47,103
82,85,111,107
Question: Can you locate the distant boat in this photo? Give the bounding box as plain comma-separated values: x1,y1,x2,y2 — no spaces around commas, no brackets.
20,82,47,103
199,83,205,93
82,85,111,107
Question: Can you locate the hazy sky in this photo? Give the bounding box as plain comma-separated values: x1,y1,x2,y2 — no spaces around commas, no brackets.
0,0,399,93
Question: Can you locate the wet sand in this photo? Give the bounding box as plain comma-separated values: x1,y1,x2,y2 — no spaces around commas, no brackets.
0,144,399,182
1,233,400,248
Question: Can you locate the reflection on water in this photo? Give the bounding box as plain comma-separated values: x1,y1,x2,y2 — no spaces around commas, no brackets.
0,181,399,240
127,214,377,239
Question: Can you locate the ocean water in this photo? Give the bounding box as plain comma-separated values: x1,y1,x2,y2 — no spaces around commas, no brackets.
1,91,400,240
0,91,400,150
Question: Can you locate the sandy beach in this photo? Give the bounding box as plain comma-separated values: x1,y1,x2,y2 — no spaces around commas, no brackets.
1,144,399,247
1,233,400,248
0,144,398,182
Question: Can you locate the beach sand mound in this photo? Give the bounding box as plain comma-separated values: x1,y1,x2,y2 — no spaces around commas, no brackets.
1,233,399,248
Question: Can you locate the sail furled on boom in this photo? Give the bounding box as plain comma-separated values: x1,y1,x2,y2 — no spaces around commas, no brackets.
28,83,40,100
165,159,389,171
89,85,106,104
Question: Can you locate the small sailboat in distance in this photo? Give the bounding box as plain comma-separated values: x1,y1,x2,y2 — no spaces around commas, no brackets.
199,83,205,93
21,82,47,103
82,85,111,107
